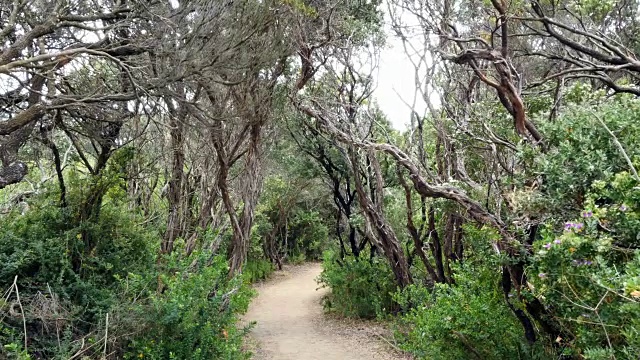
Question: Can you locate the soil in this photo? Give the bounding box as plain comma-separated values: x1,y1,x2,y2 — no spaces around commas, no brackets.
243,263,412,360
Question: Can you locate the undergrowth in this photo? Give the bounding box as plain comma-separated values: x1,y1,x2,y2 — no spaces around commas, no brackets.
0,191,253,359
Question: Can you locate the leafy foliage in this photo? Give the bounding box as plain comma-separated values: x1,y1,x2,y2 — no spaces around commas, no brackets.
531,96,640,214
529,171,640,358
5,0,640,358
0,191,152,318
391,223,545,360
0,184,253,359
318,249,397,318
394,265,545,360
125,255,254,360
243,258,275,283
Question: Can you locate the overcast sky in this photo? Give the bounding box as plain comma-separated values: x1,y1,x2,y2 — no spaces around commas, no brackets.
372,9,427,131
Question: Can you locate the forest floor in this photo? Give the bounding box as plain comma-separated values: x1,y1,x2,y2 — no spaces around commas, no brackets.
242,262,412,360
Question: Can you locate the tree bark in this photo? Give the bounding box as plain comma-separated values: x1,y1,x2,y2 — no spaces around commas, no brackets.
349,148,413,288
162,97,187,254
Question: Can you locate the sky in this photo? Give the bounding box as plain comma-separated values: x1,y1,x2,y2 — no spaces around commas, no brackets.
373,40,417,130
372,9,428,131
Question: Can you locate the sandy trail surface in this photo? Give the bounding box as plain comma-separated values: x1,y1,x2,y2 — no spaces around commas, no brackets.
243,263,411,360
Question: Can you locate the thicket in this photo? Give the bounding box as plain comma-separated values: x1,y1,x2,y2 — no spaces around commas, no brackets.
0,173,252,359
319,249,397,318
317,96,640,359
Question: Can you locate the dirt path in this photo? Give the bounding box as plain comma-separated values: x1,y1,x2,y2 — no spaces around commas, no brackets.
243,263,410,360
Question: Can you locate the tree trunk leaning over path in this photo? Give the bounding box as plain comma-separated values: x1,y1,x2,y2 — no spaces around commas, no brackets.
349,148,413,288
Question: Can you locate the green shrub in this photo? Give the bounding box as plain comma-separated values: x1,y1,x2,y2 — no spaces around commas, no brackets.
529,171,640,358
0,197,154,358
125,254,255,360
318,249,397,318
0,188,253,359
2,341,32,360
244,258,274,283
288,252,307,265
288,211,329,261
530,98,640,214
394,263,546,360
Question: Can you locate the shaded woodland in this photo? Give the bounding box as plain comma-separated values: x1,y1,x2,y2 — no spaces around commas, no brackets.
1,0,639,358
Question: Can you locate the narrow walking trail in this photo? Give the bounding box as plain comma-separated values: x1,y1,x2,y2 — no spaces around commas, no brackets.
244,263,409,360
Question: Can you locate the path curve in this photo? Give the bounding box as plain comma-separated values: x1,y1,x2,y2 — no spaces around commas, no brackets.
244,263,409,360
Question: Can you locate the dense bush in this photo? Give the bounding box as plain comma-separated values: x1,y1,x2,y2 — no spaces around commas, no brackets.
517,96,640,358
243,258,275,283
0,192,253,359
394,264,546,360
318,249,397,318
0,199,153,294
0,195,154,357
529,171,640,359
287,210,330,261
392,224,547,360
125,254,254,360
531,97,640,214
